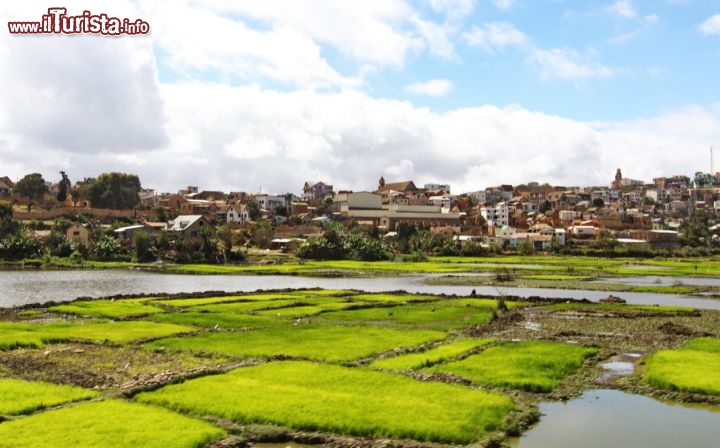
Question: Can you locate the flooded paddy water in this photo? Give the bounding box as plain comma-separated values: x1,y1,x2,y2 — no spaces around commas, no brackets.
2,269,720,310
1,268,719,446
508,389,720,448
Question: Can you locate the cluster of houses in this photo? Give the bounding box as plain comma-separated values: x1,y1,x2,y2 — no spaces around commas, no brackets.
7,168,720,251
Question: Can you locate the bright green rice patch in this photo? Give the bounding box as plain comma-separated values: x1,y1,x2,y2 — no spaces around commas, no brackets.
644,338,720,395
629,285,697,294
350,293,438,304
313,304,494,331
15,310,43,318
152,293,298,308
520,274,591,281
684,338,720,353
0,400,225,448
429,340,599,392
148,311,283,330
371,338,494,370
146,325,446,362
254,301,359,318
0,379,99,415
0,320,194,350
49,298,163,318
136,360,515,444
286,289,359,298
190,299,299,314
436,297,527,310
0,323,45,350
540,302,695,314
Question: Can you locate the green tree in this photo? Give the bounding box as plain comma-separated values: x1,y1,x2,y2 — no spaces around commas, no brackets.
90,234,127,261
43,233,74,257
0,202,19,238
0,231,38,260
200,229,220,263
251,220,274,249
133,230,155,262
274,205,288,217
681,210,710,247
245,201,261,221
56,171,70,202
155,230,172,260
154,206,167,222
216,224,234,259
14,173,47,211
83,172,142,209
394,222,418,253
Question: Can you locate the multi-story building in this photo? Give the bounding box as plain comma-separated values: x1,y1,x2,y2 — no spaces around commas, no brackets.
481,202,510,227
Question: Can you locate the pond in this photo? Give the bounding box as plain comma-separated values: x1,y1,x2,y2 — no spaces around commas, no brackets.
592,275,720,287
508,389,720,448
2,270,720,310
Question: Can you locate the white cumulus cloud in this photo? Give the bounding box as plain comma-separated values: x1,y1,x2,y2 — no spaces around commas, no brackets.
608,0,637,19
531,48,615,80
492,0,517,11
463,22,528,53
405,79,454,96
699,14,720,35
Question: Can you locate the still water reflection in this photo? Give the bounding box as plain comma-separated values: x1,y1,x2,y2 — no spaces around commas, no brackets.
2,269,720,310
509,389,720,448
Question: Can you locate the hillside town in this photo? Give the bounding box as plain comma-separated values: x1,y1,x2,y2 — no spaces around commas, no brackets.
2,167,720,262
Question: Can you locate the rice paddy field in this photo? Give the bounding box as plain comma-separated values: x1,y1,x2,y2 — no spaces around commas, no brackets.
644,338,720,395
167,255,720,279
1,286,720,447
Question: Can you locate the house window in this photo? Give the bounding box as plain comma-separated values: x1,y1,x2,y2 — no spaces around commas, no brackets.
73,231,80,236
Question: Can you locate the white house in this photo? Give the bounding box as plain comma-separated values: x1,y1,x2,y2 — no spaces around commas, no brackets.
302,181,333,202
226,204,249,224
428,194,454,209
481,202,510,227
468,190,486,204
252,194,287,211
424,183,450,194
568,225,597,237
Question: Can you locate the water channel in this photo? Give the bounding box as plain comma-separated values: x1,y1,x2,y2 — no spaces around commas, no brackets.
1,269,719,446
508,389,720,448
2,269,720,310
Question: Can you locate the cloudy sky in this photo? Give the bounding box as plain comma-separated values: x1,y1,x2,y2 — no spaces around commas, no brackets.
1,0,719,195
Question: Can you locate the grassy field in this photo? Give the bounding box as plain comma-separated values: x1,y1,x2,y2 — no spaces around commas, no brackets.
149,311,284,330
429,340,599,392
151,293,299,308
644,338,720,395
0,400,225,448
136,360,515,444
0,320,195,350
49,298,164,319
2,283,719,447
0,379,99,415
163,255,720,278
313,304,495,331
371,338,494,370
145,325,446,362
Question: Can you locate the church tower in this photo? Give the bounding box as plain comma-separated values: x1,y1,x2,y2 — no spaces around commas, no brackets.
612,168,622,189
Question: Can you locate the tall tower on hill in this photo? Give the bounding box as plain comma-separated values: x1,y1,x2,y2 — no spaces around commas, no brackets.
612,168,622,189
